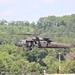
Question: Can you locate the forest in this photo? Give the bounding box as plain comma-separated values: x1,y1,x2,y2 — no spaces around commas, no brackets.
0,14,75,75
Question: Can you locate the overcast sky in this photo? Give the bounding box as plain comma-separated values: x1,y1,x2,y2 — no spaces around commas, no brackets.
0,0,75,22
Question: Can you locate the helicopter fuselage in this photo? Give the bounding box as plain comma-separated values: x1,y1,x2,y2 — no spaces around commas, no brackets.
15,38,75,50
38,41,71,48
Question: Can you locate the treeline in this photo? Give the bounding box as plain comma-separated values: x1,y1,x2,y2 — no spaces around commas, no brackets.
0,14,75,74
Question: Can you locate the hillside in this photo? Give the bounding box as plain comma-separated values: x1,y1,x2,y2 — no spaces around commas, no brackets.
0,14,75,75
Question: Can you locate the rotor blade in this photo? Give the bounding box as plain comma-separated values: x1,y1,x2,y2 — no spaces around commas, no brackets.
16,33,34,35
15,33,40,36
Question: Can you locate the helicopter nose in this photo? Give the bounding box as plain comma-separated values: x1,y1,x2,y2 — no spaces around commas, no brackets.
15,42,22,47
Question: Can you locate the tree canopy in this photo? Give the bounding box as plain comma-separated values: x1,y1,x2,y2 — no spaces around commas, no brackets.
0,14,75,75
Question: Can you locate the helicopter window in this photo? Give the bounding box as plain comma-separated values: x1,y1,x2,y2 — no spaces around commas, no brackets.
19,41,22,43
18,41,23,44
19,41,23,43
19,40,26,44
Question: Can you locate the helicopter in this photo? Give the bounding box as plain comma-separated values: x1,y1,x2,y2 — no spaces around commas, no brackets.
15,33,75,50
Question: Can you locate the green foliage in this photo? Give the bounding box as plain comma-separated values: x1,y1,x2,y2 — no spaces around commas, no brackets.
0,14,75,74
62,60,75,73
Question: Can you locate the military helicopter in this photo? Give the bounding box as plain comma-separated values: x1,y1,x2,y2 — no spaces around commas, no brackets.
15,33,75,50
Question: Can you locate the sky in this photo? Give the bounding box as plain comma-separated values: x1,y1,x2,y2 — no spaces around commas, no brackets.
0,0,75,23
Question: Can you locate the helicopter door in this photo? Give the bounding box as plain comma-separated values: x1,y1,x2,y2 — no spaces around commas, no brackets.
26,41,33,47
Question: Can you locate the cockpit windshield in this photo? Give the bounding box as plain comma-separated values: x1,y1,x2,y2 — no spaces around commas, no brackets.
19,40,26,44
